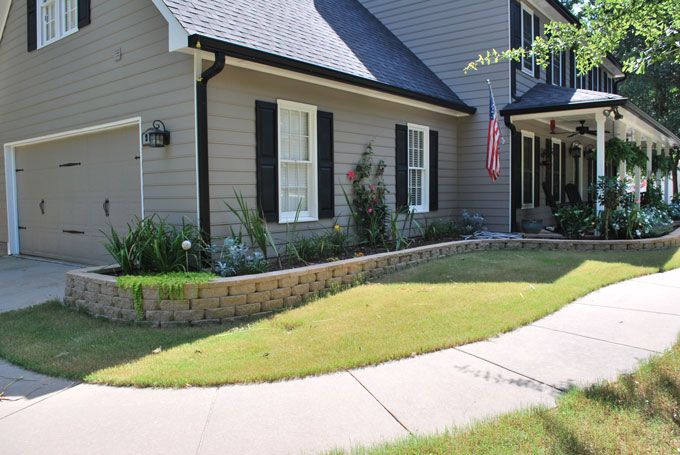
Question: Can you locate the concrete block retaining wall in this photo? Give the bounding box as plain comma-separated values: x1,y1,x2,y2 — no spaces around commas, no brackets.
63,229,680,328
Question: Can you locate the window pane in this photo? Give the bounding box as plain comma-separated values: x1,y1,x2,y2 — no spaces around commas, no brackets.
280,162,309,213
552,53,560,85
64,0,78,32
523,137,533,205
409,169,423,207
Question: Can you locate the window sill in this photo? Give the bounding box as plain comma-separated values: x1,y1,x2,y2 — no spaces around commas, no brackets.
37,28,79,50
278,216,319,225
409,207,429,214
521,67,534,77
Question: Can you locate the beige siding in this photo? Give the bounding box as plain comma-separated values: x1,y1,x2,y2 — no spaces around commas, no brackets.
207,66,459,242
360,0,512,231
0,0,196,247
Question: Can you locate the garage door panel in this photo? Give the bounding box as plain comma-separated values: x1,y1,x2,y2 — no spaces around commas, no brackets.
15,125,141,265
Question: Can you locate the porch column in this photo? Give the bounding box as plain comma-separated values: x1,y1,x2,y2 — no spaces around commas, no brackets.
596,114,606,212
663,147,671,203
616,126,626,179
646,141,653,178
634,131,642,207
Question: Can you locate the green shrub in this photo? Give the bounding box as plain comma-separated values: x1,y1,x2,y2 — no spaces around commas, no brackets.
211,237,269,277
669,201,680,221
103,216,205,275
457,210,486,236
555,204,596,239
422,218,458,241
286,224,350,263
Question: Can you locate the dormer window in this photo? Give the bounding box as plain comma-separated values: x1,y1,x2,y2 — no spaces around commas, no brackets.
521,6,535,75
38,0,78,48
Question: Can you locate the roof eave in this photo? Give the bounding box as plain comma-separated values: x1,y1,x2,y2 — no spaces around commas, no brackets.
501,98,680,144
188,34,476,115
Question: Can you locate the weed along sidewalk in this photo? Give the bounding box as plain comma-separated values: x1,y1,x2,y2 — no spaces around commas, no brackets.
2,264,680,454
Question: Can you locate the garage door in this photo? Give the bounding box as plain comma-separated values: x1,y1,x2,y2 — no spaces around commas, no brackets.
15,126,141,265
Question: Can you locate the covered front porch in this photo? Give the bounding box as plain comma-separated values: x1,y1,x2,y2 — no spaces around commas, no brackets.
502,84,679,232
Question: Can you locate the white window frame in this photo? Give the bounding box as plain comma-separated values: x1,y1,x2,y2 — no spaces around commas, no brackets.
550,138,562,203
407,123,430,213
551,51,562,86
520,5,535,76
521,130,535,209
276,99,318,224
37,0,78,49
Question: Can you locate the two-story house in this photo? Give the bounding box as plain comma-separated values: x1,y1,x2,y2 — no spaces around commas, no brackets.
0,0,677,265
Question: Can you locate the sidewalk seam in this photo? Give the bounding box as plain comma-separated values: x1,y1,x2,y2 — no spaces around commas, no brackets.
574,302,680,317
345,370,413,436
531,325,661,354
195,388,219,455
0,381,80,422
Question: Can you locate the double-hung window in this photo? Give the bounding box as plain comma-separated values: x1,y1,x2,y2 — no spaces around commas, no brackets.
407,124,429,213
38,0,78,48
521,131,535,208
277,100,318,223
551,51,562,86
521,6,535,75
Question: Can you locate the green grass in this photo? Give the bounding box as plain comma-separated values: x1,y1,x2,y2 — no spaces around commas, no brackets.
0,248,678,387
353,339,680,454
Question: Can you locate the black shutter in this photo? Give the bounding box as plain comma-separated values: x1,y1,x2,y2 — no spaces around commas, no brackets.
27,0,37,52
255,101,278,222
546,53,552,84
78,0,91,28
533,16,540,79
429,130,439,212
511,131,522,230
534,136,541,206
561,142,567,202
317,111,334,219
561,51,567,87
569,50,575,88
510,0,521,99
395,124,408,211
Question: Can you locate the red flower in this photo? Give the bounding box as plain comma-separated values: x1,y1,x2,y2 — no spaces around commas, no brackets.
368,207,373,214
369,184,376,191
347,170,357,181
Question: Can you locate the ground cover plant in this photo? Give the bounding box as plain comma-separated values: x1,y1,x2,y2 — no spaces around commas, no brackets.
0,248,678,387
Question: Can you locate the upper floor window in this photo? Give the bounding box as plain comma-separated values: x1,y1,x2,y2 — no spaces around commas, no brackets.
551,51,562,86
277,100,318,223
521,6,535,75
407,124,430,213
38,0,78,48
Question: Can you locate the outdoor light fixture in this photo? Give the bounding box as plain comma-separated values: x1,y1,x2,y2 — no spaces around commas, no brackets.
584,145,595,159
142,120,171,147
603,107,624,120
570,141,583,158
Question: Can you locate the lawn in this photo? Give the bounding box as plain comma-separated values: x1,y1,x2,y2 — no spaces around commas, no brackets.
355,338,680,454
0,248,678,387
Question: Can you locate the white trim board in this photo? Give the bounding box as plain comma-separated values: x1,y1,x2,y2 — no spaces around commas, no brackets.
196,51,470,118
4,117,144,256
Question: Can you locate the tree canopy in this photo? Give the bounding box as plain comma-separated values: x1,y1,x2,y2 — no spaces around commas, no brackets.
466,0,680,75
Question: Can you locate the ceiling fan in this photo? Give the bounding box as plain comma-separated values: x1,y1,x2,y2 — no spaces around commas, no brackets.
551,120,610,138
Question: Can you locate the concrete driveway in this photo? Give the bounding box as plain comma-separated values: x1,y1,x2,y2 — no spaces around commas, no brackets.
0,256,78,312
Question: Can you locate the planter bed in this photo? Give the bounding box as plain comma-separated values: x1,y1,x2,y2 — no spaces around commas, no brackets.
64,227,680,328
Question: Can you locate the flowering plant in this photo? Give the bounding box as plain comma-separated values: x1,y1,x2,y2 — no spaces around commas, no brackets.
343,143,389,246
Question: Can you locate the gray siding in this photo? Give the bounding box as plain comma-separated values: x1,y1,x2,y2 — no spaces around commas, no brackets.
0,0,196,246
360,0,512,231
207,66,460,242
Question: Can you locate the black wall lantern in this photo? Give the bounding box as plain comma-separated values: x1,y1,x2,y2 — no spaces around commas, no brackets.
569,141,583,158
142,120,170,147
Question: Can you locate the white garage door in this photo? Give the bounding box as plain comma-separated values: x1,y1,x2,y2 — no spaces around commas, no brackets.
15,126,141,265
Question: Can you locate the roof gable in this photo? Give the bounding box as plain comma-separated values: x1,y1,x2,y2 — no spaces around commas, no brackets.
162,0,470,110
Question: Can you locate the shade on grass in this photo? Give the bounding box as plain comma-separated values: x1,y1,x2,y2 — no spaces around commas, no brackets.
358,337,680,454
0,248,678,387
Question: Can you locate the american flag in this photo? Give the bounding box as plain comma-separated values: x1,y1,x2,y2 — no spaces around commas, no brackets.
486,82,501,181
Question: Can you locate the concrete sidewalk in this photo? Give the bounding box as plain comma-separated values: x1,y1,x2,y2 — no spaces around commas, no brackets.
1,268,680,454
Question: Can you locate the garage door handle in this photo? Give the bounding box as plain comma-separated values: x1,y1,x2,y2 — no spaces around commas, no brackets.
63,230,85,235
39,199,45,215
103,199,110,217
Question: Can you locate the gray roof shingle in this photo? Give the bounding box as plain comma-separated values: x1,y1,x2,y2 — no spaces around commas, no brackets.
161,0,472,111
501,83,627,114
